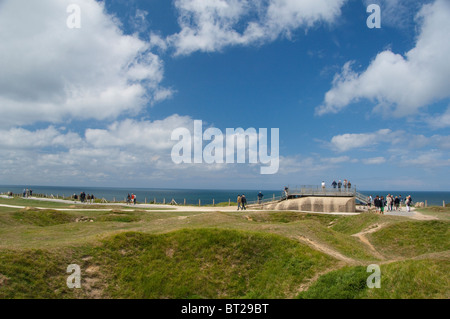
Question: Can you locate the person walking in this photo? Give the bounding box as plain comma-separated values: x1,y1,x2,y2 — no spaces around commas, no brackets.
133,194,137,205
386,194,392,212
338,180,342,192
237,195,242,210
241,194,247,210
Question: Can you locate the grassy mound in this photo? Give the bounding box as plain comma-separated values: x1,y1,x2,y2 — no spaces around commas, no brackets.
369,221,450,258
96,229,336,299
0,249,75,298
331,213,382,235
12,210,74,227
299,259,449,299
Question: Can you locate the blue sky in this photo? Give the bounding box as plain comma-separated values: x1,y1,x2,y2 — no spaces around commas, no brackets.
0,0,449,191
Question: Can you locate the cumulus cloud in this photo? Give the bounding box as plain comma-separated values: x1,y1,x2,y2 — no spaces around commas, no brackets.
316,0,450,117
330,129,395,152
0,0,172,128
164,0,347,56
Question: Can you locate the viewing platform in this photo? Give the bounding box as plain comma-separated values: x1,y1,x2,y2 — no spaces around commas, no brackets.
248,185,368,213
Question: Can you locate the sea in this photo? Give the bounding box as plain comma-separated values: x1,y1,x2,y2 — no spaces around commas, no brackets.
0,185,449,206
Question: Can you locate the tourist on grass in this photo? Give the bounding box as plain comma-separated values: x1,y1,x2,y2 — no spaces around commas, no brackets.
237,195,241,210
367,196,372,208
127,193,131,205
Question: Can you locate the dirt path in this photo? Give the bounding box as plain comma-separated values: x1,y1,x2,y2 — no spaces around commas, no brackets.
351,223,387,260
294,235,357,264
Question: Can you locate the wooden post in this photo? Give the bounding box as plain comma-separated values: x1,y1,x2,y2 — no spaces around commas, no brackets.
163,198,166,204
229,198,231,206
145,198,147,204
444,200,446,207
213,199,215,207
273,194,275,201
154,198,156,204
199,199,201,207
425,200,427,208
184,199,186,206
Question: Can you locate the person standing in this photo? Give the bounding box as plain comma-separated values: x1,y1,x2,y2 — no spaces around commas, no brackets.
380,196,385,215
257,191,264,204
237,195,241,210
394,196,400,211
133,194,137,205
386,194,392,212
332,180,337,189
321,181,326,191
347,181,351,190
338,180,342,192
343,180,348,191
406,195,412,212
241,194,247,210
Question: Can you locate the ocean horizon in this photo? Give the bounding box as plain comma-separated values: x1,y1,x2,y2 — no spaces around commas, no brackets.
1,185,449,206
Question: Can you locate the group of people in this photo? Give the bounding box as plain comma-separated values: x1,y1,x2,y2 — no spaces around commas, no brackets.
329,179,352,191
367,194,413,214
126,193,137,205
237,194,247,210
73,192,95,203
22,188,33,197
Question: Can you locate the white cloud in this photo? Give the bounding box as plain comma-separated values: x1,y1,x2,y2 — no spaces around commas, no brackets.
317,0,450,117
166,0,347,56
85,114,194,150
362,157,386,165
427,106,450,128
0,0,172,128
330,129,394,152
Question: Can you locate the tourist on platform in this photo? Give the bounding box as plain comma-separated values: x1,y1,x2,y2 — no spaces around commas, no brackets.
332,180,337,189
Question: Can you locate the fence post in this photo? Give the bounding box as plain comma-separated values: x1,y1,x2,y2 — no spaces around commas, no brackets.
425,200,427,208
229,198,231,206
199,199,201,207
184,199,186,206
213,199,215,207
113,197,115,203
444,201,446,208
145,198,147,204
163,198,166,204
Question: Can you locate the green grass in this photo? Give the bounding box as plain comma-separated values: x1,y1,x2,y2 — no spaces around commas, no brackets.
331,212,383,235
299,259,449,299
95,229,336,299
369,220,450,258
0,197,449,299
12,210,74,226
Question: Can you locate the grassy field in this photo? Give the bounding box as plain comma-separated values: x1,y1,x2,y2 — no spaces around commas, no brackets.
0,198,448,299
